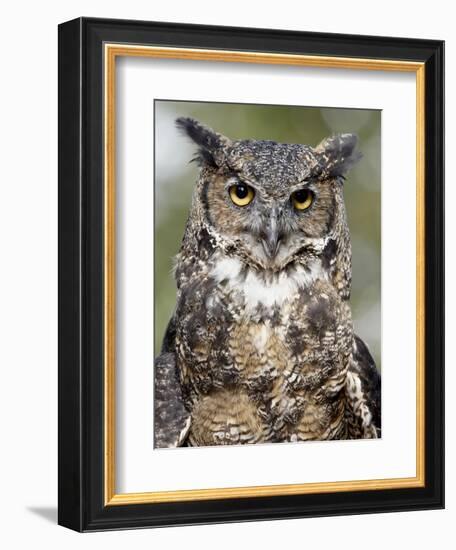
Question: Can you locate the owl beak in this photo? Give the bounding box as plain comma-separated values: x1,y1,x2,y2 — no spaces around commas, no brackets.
261,214,282,260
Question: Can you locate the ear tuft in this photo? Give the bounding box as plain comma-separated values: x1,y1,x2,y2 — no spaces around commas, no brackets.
175,117,231,167
314,134,362,178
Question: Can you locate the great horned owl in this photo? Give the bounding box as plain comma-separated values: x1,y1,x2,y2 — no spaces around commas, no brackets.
154,117,381,448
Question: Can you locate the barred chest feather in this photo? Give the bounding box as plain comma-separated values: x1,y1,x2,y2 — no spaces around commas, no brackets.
176,253,353,446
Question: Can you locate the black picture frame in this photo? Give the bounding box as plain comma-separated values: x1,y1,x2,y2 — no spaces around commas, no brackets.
58,17,444,532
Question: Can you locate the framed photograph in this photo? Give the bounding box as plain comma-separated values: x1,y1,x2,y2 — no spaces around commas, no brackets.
58,17,444,531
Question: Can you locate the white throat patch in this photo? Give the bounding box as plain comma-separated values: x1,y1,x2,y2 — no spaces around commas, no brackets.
210,256,326,312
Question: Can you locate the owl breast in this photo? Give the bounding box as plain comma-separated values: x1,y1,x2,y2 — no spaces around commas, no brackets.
175,253,353,446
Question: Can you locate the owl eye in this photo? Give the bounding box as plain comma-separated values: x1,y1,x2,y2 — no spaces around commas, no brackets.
229,183,255,207
292,189,313,211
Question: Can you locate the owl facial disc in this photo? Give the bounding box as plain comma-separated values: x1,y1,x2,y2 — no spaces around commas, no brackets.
176,117,360,274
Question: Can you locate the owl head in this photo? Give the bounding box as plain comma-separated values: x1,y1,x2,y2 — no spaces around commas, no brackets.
176,117,360,280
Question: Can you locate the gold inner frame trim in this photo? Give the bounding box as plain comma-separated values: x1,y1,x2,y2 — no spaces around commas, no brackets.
104,44,426,506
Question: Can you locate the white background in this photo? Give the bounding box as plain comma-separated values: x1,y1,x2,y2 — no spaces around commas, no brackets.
0,1,452,548
117,59,416,493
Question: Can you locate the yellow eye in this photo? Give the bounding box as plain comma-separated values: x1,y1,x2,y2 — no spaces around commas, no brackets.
292,189,313,211
229,183,255,207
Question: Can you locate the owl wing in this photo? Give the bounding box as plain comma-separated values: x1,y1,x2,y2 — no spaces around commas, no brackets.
346,334,381,438
154,350,191,448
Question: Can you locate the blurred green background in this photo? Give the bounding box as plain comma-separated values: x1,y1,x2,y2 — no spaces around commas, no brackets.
154,101,381,370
